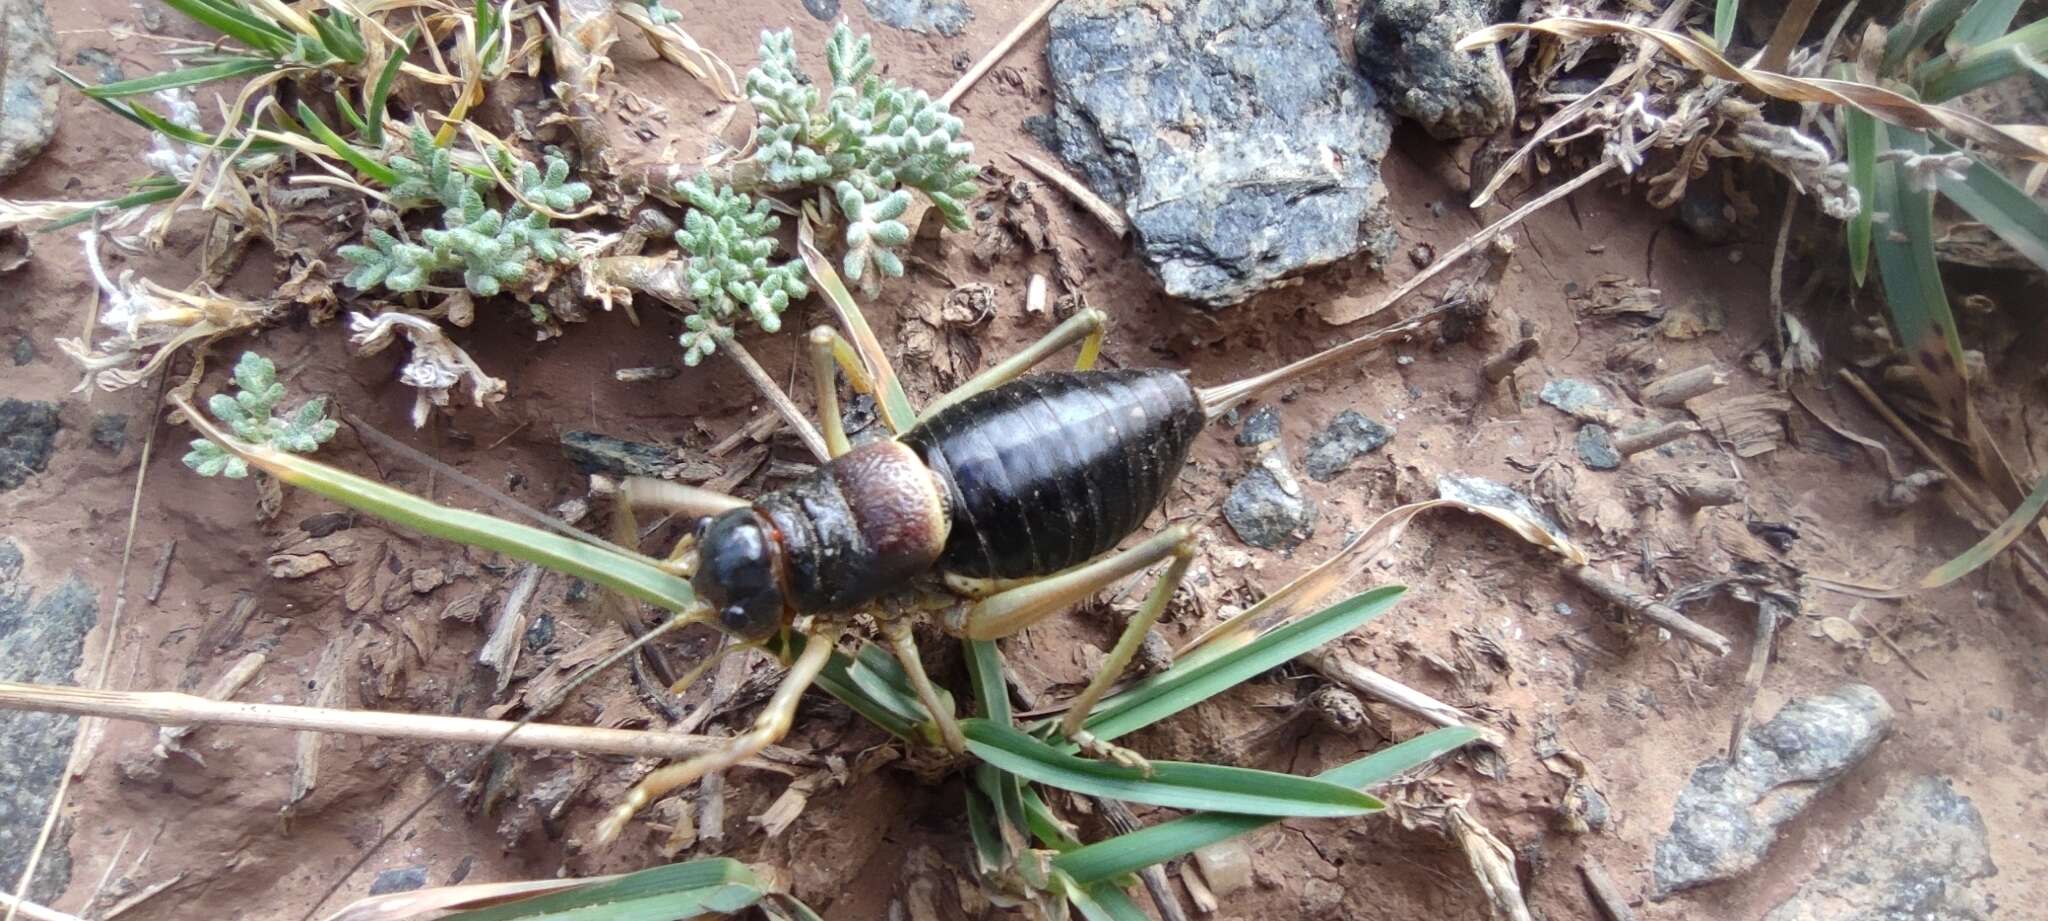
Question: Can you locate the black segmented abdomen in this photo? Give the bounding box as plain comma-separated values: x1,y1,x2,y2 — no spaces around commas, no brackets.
900,369,1204,579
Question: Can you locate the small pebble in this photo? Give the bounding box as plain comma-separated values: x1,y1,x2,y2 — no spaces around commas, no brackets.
1235,405,1281,447
369,866,429,895
1576,424,1621,470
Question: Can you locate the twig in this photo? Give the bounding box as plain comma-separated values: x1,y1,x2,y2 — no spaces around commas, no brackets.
697,770,727,848
1612,421,1702,457
1568,565,1732,655
155,652,265,759
1664,470,1744,508
1837,370,2048,588
1577,860,1637,921
1641,364,1729,407
709,408,782,458
1449,806,1533,921
0,893,80,921
97,873,184,921
1099,798,1190,921
941,0,1061,107
144,541,176,604
717,336,830,463
479,564,545,694
0,682,807,769
1008,152,1129,238
1299,648,1507,748
1482,336,1540,383
1726,596,1786,760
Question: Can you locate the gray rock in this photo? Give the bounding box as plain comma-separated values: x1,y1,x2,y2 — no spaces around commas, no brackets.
1764,775,1994,921
1353,0,1514,139
0,0,59,179
862,0,971,35
1576,424,1620,470
1538,378,1615,421
1304,410,1391,480
0,399,59,491
561,431,677,478
1436,473,1571,548
1048,0,1396,307
90,413,127,454
73,47,123,83
369,865,431,895
801,0,839,20
10,336,30,366
1652,684,1894,898
1225,451,1317,550
1236,405,1281,447
0,539,98,901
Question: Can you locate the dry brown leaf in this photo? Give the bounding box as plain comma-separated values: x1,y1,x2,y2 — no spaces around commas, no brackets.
1460,19,2048,162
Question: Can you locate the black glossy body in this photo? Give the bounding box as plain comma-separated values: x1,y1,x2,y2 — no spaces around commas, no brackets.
900,369,1204,579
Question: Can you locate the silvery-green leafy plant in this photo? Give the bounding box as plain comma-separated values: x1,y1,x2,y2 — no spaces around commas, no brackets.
742,24,977,293
339,129,591,297
183,352,339,479
672,176,810,366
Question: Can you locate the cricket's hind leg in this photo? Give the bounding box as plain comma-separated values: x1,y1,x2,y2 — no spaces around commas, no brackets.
593,627,842,846
948,525,1195,771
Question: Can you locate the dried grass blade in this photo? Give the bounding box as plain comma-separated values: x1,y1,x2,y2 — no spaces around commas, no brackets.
1459,18,2048,161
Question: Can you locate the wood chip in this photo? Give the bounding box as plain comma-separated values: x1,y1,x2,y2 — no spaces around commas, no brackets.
1690,392,1792,457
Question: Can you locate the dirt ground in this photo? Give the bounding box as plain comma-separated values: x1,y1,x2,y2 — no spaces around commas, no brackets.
5,1,2047,920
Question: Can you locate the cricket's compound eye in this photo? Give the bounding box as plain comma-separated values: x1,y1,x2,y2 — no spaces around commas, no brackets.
691,509,786,641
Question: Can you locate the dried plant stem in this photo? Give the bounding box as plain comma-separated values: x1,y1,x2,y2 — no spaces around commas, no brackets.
1726,596,1787,759
1577,860,1637,921
1641,364,1729,406
942,0,1062,107
0,893,80,921
155,652,265,758
1837,370,2048,588
0,682,805,770
1008,152,1129,238
1299,648,1507,748
1482,336,1540,383
1568,565,1733,655
1612,420,1702,457
718,336,830,463
1099,798,1190,921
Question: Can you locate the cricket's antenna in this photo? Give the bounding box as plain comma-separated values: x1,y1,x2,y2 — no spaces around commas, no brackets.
1196,301,1459,422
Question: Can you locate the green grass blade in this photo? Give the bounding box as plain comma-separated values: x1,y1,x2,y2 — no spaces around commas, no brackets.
845,641,936,729
333,91,367,134
1076,586,1407,744
1871,126,1970,407
78,57,276,98
363,27,417,147
1930,140,2048,274
163,0,294,56
962,719,1381,818
964,779,1008,871
1714,0,1739,49
311,10,366,64
1843,82,1878,285
1920,474,2048,587
43,181,185,231
441,859,770,921
1052,726,1478,885
966,640,1031,857
1948,0,2024,52
781,633,916,740
1061,876,1150,921
294,100,400,185
1918,17,2048,99
218,441,698,613
1884,0,1975,74
795,215,919,433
